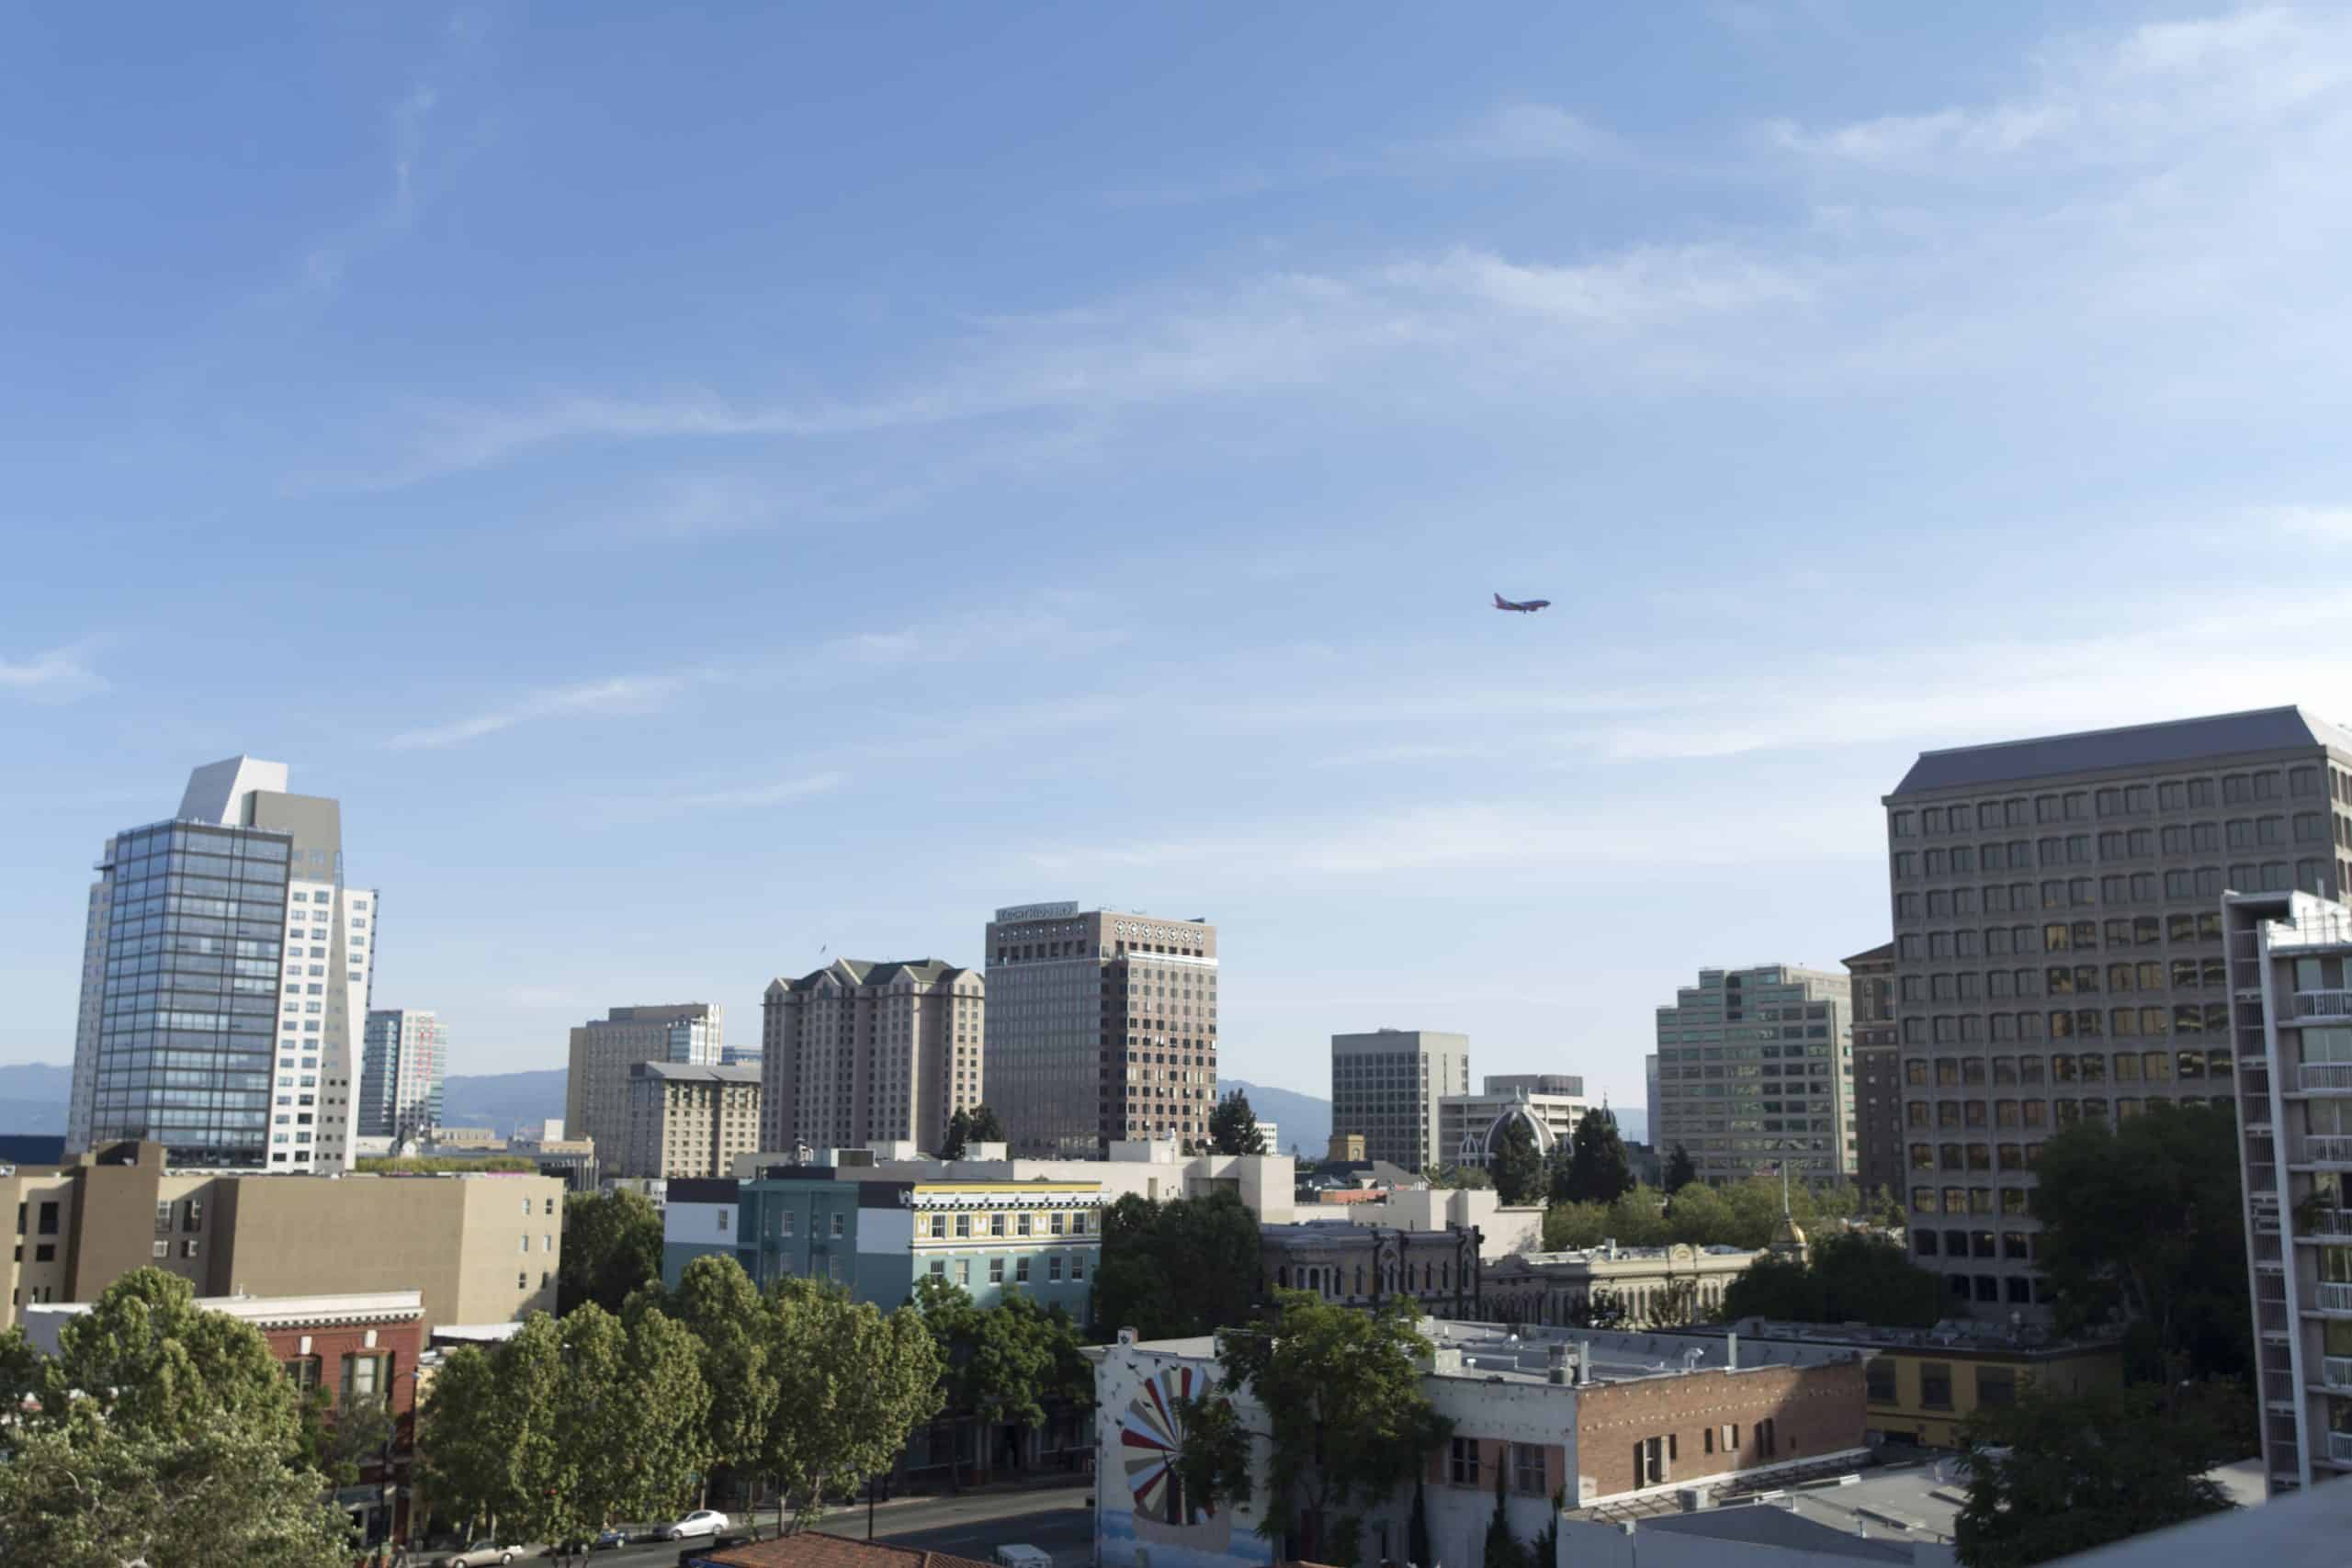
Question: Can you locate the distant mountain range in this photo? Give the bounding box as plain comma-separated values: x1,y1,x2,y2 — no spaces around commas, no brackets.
0,1059,1375,1163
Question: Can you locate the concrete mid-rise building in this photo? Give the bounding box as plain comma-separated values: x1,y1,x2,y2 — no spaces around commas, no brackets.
1330,1029,1470,1173
66,757,380,1172
2220,886,2352,1495
624,1061,762,1179
1484,1242,1764,1328
760,958,983,1156
360,1008,446,1141
1260,1218,1485,1319
564,1002,722,1162
0,1141,559,1333
1885,706,2352,1315
1652,967,1855,1187
985,903,1218,1155
1843,942,1902,1200
1438,1074,1589,1169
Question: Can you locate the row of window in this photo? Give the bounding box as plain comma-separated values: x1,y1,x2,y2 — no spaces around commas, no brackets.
1907,1050,2225,1089
924,1252,1087,1286
1897,865,2330,910
1891,770,2325,837
1896,818,2336,874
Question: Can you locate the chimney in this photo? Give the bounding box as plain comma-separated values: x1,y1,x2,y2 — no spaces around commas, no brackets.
1547,1343,1569,1384
1727,1332,1738,1370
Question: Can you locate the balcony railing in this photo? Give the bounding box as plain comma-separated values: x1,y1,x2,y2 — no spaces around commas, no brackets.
2316,1281,2352,1313
2304,1208,2352,1235
2295,991,2352,1019
2322,1355,2352,1391
2304,1135,2352,1164
2329,1431,2352,1466
2301,1063,2352,1092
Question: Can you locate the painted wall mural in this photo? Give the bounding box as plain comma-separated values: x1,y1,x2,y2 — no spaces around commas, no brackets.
1097,1352,1275,1568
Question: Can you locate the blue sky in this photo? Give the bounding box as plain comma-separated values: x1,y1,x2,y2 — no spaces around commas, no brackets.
8,4,2352,1111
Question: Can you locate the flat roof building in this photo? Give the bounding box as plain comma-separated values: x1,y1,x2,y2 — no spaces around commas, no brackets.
1331,1029,1469,1174
1845,942,1903,1201
624,1061,762,1179
1654,966,1856,1186
1885,706,2352,1315
564,1002,723,1165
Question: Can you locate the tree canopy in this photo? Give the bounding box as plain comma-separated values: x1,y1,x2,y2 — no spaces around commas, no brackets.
1663,1144,1697,1194
765,1279,945,1527
913,1277,1078,1483
2029,1102,2249,1381
559,1187,663,1316
1717,1231,1942,1327
1559,1107,1633,1204
1091,1190,1262,1340
1544,1174,1890,1254
1208,1089,1267,1155
1955,1382,2236,1568
1214,1292,1453,1568
1488,1114,1544,1206
0,1269,351,1568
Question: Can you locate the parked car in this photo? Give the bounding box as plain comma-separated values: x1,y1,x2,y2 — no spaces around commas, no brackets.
551,1528,632,1554
438,1543,525,1568
658,1510,729,1541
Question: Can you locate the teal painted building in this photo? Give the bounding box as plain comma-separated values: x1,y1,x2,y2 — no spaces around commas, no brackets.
661,1168,1103,1317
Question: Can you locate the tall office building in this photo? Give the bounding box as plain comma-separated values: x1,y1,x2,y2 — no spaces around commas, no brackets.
1652,965,1855,1187
624,1062,763,1179
563,1003,722,1162
361,1009,447,1141
1329,1029,1470,1172
1885,706,2352,1314
760,958,984,1154
985,903,1218,1156
66,757,378,1171
1644,1055,1660,1150
1844,942,1902,1199
2219,887,2352,1495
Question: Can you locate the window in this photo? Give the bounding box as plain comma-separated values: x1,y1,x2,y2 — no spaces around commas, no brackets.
989,1257,1005,1284
990,1214,1006,1237
1449,1436,1479,1486
930,1259,947,1280
831,1213,845,1239
342,1353,385,1406
717,1210,729,1234
1865,1359,1896,1403
1017,1213,1033,1236
1977,1368,2017,1408
1919,1362,1953,1410
285,1355,322,1389
1048,1254,1063,1281
1015,1257,1032,1284
957,1259,971,1286
1071,1254,1086,1280
1513,1442,1547,1495
782,1210,797,1236
955,1213,969,1238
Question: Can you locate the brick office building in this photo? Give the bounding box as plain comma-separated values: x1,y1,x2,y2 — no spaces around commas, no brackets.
1091,1320,1865,1568
28,1289,427,1548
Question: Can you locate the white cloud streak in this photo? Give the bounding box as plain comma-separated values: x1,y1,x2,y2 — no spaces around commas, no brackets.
0,646,106,703
387,673,691,750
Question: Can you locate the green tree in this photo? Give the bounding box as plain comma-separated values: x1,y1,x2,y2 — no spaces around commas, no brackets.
967,1104,1008,1144
1217,1292,1453,1568
1170,1388,1255,1517
559,1188,663,1316
1955,1382,2234,1568
1488,1116,1544,1206
2029,1103,2249,1380
1423,1163,1494,1190
941,1108,971,1159
294,1382,395,1488
1563,1107,1633,1204
1209,1089,1267,1156
1718,1232,1942,1329
1543,1134,1577,1207
0,1269,350,1568
1092,1190,1262,1340
764,1278,945,1529
1480,1451,1520,1568
1562,1288,1628,1329
1663,1144,1698,1195
1648,1277,1702,1328
1662,1179,1734,1245
668,1254,781,1509
414,1340,526,1540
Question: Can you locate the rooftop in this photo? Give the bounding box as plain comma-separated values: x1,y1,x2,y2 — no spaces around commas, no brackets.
702,1531,998,1568
1667,1316,2127,1359
770,957,976,991
1890,705,2352,795
632,1061,763,1086
1576,1460,1963,1545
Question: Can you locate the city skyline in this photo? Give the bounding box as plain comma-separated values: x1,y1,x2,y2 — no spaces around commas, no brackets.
14,7,2352,1110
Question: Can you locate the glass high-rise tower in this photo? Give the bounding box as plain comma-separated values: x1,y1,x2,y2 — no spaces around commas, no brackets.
361,1008,446,1141
67,757,378,1170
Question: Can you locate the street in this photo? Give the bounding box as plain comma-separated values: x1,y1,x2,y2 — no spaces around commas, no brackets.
566,1483,1095,1568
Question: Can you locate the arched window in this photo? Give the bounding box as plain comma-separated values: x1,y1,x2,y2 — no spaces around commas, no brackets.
1277,1266,1289,1288
1354,1265,1365,1296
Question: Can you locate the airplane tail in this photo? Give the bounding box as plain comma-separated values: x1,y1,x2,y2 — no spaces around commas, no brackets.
1493,592,1507,608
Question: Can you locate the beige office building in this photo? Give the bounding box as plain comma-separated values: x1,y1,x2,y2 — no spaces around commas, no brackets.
986,903,1219,1156
564,1002,722,1161
1887,706,2352,1316
1437,1074,1589,1168
761,958,984,1156
1653,965,1856,1188
2,1141,560,1333
1331,1029,1470,1173
625,1062,763,1179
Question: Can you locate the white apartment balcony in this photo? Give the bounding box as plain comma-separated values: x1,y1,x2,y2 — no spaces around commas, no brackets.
2298,1063,2352,1093
2316,1281,2352,1314
2328,1430,2352,1467
2321,1355,2352,1392
2302,1134,2352,1165
2301,1208,2352,1236
2295,990,2352,1019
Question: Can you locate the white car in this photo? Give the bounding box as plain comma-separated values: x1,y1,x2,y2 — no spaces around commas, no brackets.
437,1543,524,1568
659,1510,730,1541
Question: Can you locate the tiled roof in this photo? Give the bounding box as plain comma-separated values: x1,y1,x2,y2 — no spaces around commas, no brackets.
772,958,975,991
1889,705,2352,795
700,1532,998,1568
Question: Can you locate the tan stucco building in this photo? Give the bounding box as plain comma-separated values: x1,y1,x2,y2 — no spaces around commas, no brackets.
3,1142,560,1334
564,1002,724,1163
625,1061,763,1178
761,958,984,1156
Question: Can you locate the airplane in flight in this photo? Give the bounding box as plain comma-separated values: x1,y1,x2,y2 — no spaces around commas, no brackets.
1493,592,1552,614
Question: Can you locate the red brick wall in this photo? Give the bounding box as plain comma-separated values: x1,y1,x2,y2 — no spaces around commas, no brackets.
258,1316,426,1481
1572,1361,1864,1501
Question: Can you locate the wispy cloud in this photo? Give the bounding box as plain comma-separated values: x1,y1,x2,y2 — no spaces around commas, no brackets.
0,645,106,704
387,673,692,750
2260,503,2352,540
674,773,847,810
1440,103,1628,164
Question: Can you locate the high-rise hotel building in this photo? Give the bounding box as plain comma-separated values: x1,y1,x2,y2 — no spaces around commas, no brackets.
985,903,1217,1156
67,757,378,1170
1651,966,1855,1187
361,1008,447,1141
761,958,983,1155
1885,707,2352,1315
